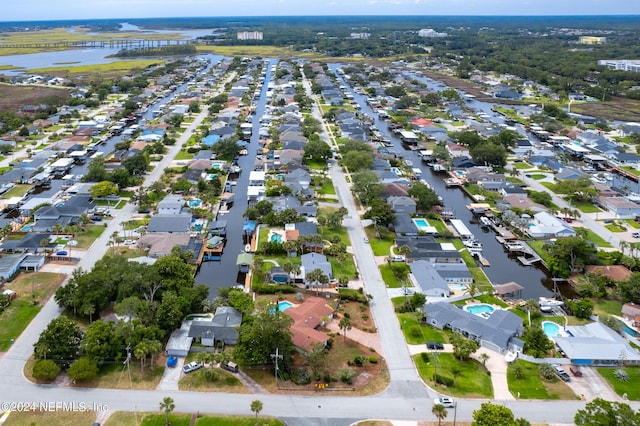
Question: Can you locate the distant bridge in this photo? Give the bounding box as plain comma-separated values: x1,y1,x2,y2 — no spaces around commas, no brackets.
0,39,205,49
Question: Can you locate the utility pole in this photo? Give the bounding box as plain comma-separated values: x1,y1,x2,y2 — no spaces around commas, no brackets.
453,401,457,426
270,347,283,388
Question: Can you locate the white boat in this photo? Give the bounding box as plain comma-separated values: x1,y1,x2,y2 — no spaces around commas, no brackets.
539,297,564,307
464,240,483,252
479,216,492,227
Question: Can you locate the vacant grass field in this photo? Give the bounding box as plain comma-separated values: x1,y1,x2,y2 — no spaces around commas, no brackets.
78,356,165,390
0,272,66,351
27,60,164,78
583,228,612,248
597,367,640,400
3,410,96,426
106,413,285,426
379,264,404,288
594,299,623,316
179,367,248,392
398,312,447,344
0,83,70,112
74,224,107,249
414,352,493,398
0,184,33,199
507,360,577,400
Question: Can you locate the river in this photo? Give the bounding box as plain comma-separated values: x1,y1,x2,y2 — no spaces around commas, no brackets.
195,59,277,296
330,64,558,300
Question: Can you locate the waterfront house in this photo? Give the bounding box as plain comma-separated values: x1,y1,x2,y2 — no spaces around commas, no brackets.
410,260,451,298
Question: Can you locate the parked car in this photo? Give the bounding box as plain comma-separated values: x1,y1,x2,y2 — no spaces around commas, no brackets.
363,237,369,243
433,397,455,408
552,364,571,382
569,366,583,377
390,255,406,262
633,232,640,238
426,341,444,350
182,361,202,374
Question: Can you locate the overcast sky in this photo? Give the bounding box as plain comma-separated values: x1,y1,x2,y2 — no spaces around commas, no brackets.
2,0,639,22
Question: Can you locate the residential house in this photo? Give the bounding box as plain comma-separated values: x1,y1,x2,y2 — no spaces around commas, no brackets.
285,297,334,352
527,211,576,238
410,260,451,298
301,252,332,285
554,322,640,365
424,302,523,353
188,306,242,347
390,213,419,236
447,143,470,158
147,213,192,234
387,196,417,214
0,232,52,254
157,195,185,215
597,196,640,219
0,253,28,280
584,265,632,283
138,234,192,258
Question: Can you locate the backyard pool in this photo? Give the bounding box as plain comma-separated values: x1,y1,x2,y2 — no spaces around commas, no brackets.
542,321,562,338
270,233,283,243
448,284,467,292
269,301,293,313
412,218,437,234
414,218,428,227
189,199,202,208
463,303,495,317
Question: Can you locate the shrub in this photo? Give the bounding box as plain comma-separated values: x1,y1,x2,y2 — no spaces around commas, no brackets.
339,288,369,304
293,367,311,385
252,284,297,294
353,356,368,367
433,373,454,387
203,368,219,382
538,363,557,381
32,359,61,381
369,356,378,364
420,352,430,363
409,326,422,338
339,367,356,385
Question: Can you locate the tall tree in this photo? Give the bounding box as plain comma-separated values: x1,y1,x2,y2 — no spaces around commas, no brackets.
472,402,515,426
339,315,352,343
250,400,263,426
575,398,640,426
34,317,83,366
159,397,175,426
432,403,448,426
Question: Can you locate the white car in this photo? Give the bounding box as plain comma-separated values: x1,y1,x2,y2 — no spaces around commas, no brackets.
434,397,455,408
182,361,202,374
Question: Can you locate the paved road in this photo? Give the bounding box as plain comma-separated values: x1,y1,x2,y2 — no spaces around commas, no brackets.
0,66,627,426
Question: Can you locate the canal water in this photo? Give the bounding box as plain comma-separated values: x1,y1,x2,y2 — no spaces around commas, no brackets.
195,59,277,296
330,64,557,300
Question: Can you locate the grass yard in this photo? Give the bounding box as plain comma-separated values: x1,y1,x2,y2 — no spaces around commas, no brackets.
179,367,248,392
597,367,640,400
528,174,549,180
574,202,600,214
4,410,97,426
583,229,612,248
174,149,194,161
80,356,165,390
106,412,192,426
319,179,336,195
368,235,394,257
398,312,447,344
605,224,627,232
541,182,559,193
74,224,106,249
513,162,532,170
195,416,285,426
0,184,33,199
594,299,623,316
379,264,404,288
414,352,493,398
507,360,577,400
0,272,66,351
329,255,357,279
625,219,640,229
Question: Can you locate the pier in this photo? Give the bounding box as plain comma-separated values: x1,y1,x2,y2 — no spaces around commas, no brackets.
0,39,200,50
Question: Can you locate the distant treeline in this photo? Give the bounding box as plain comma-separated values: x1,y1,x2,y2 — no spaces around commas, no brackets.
113,45,197,58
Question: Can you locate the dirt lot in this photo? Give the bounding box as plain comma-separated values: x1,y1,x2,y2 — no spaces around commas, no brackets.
0,83,69,112
572,96,640,122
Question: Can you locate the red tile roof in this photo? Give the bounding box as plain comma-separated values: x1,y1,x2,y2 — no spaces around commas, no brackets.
285,296,334,352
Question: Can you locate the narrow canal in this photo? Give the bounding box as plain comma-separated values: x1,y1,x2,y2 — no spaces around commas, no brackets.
330,64,558,300
195,59,277,296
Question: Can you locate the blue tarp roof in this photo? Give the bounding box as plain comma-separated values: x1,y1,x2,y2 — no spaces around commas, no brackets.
243,221,257,232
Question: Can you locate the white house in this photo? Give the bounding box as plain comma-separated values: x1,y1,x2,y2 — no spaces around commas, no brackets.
157,194,185,215
527,212,576,238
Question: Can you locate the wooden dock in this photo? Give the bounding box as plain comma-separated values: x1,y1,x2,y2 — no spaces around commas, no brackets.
472,251,491,267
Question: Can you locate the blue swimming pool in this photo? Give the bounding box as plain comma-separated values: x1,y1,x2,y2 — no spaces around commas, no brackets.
269,301,293,313
270,234,283,243
618,320,639,337
414,218,428,227
542,321,561,338
463,304,495,316
189,199,202,208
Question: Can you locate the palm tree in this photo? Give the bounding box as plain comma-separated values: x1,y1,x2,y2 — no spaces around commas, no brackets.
339,315,352,343
159,396,175,426
619,240,629,256
479,352,490,368
432,403,448,426
250,399,263,426
464,282,480,301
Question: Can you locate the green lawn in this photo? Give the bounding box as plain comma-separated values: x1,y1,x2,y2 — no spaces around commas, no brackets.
319,179,336,195
379,264,404,288
368,234,394,257
597,367,640,400
529,174,549,180
594,299,623,316
507,360,577,400
625,219,640,229
328,255,357,279
414,352,493,398
0,301,41,351
574,202,600,214
620,167,640,177
513,162,532,170
0,184,33,199
74,225,107,249
397,311,447,344
175,149,194,161
541,182,559,193
195,417,284,426
605,224,627,232
104,413,192,426
583,229,612,248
